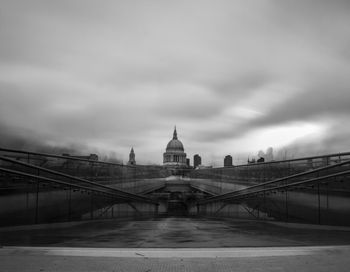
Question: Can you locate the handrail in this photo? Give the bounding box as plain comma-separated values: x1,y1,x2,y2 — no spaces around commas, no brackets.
0,167,159,204
206,159,350,200
204,170,350,204
189,184,218,196
198,159,350,204
0,156,158,204
138,183,166,195
0,167,157,204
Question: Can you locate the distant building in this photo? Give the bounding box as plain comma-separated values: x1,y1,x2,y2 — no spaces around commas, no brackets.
224,155,233,167
257,157,265,163
186,158,190,167
194,154,201,168
248,158,256,164
62,153,98,161
128,147,136,165
163,127,187,167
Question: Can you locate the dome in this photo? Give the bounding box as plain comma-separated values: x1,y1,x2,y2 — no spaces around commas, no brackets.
163,127,187,166
166,139,184,151
166,127,184,151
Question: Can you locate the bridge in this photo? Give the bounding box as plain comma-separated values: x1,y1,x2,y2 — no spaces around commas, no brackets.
1,147,350,271
1,147,349,226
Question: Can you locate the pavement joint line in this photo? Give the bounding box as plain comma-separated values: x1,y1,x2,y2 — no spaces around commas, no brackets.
2,245,350,258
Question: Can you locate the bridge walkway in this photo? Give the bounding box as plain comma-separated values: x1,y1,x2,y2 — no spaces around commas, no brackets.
1,217,350,272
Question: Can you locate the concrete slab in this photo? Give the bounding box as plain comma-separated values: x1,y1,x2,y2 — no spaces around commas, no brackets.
1,246,350,272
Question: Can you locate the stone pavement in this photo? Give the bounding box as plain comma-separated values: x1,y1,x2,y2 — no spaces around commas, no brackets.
1,217,350,247
1,246,350,271
1,217,350,271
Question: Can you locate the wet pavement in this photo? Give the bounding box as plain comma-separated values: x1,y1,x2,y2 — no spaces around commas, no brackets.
2,217,350,271
1,217,350,247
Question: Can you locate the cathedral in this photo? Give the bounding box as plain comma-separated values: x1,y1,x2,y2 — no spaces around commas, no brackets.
163,127,187,167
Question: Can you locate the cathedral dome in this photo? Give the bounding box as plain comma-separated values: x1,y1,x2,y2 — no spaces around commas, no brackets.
166,139,184,151
166,127,184,151
163,127,187,167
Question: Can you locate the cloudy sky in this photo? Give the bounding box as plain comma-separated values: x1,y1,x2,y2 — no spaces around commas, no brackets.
1,0,350,165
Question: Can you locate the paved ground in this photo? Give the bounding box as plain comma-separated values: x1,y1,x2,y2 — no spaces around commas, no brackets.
1,217,350,271
1,245,350,271
1,217,350,247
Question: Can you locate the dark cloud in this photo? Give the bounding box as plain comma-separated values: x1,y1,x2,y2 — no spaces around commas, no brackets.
1,0,350,165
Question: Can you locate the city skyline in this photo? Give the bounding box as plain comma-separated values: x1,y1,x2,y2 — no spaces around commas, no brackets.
1,1,350,165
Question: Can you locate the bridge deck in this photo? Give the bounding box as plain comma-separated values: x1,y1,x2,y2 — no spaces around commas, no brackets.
1,217,350,272
1,217,350,248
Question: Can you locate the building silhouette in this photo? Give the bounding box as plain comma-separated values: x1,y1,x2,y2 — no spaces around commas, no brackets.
62,153,98,161
163,127,187,167
128,147,136,165
224,155,233,167
194,154,201,168
257,157,265,163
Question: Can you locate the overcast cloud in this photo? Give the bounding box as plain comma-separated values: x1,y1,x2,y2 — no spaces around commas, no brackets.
1,0,349,165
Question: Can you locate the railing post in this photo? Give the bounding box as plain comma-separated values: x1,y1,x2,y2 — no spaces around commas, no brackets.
68,186,72,221
317,181,321,224
155,204,159,216
26,182,29,209
90,192,94,220
326,182,329,224
35,180,39,224
285,188,288,222
35,169,40,224
89,162,93,180
263,187,266,220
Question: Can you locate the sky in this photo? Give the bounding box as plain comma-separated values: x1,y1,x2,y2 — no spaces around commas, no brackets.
1,0,350,165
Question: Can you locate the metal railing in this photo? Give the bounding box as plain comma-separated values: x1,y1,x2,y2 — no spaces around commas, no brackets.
198,159,350,205
0,155,158,204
